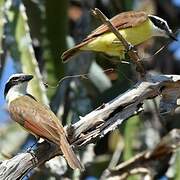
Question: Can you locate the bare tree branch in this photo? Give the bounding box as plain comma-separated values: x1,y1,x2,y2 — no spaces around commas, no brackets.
0,74,180,179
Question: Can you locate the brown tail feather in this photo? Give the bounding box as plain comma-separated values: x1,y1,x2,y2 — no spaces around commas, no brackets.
60,135,84,171
61,38,94,63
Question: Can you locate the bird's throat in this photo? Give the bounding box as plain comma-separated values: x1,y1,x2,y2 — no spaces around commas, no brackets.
6,84,27,105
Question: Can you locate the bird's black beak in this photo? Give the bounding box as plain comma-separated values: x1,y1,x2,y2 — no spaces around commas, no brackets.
168,32,178,41
164,25,178,41
22,75,33,82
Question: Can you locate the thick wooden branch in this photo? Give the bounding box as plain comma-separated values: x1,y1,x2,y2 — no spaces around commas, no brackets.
1,74,180,179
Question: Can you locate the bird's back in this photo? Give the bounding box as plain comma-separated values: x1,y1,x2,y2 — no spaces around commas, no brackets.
9,95,64,143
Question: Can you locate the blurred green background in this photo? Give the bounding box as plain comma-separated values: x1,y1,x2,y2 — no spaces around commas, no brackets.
0,0,180,179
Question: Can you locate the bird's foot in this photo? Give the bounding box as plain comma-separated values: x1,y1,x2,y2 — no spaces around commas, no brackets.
26,140,38,152
126,43,135,52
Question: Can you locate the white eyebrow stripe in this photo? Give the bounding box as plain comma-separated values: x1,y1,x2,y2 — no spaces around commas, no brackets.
150,15,172,32
7,73,27,82
149,15,166,23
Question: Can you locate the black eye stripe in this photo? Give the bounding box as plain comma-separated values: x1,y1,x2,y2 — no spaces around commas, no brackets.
4,81,15,97
12,77,19,80
149,16,166,27
4,77,20,97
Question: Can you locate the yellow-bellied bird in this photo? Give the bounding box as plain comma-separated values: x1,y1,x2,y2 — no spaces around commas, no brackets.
4,74,84,171
62,11,177,62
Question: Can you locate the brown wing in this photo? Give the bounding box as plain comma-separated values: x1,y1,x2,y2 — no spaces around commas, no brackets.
9,96,84,170
9,95,63,142
84,11,148,41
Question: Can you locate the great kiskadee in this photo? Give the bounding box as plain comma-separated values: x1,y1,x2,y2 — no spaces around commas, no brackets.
61,11,177,62
4,74,84,170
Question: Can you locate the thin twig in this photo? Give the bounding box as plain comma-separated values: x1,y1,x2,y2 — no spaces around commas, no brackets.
101,129,180,179
108,140,124,169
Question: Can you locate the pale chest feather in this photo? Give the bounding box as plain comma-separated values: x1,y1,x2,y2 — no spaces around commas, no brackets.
6,82,28,105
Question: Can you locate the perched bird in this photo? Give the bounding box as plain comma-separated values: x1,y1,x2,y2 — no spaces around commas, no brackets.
62,11,177,62
4,74,84,170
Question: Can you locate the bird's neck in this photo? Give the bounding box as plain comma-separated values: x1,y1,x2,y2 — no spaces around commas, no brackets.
6,84,27,105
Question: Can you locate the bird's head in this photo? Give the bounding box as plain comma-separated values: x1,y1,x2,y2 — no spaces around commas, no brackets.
148,15,177,41
4,73,33,102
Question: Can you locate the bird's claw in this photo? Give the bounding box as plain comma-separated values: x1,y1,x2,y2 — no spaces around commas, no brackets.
127,43,134,52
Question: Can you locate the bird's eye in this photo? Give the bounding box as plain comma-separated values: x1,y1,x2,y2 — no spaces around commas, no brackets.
11,77,18,81
160,21,165,25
